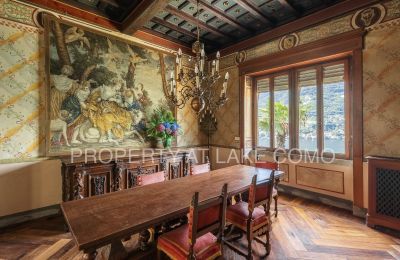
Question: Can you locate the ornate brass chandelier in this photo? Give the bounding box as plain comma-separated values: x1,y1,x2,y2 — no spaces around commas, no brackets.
166,0,229,115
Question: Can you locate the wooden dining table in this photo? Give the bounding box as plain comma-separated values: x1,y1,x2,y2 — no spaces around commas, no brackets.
61,164,283,259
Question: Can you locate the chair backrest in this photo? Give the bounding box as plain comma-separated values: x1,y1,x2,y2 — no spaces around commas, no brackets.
190,156,211,175
248,171,275,213
190,163,211,175
137,171,165,186
255,161,279,170
188,183,228,251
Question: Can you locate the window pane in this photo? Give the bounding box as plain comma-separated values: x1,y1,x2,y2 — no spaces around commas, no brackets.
298,69,318,151
257,79,270,147
323,63,346,154
274,75,290,149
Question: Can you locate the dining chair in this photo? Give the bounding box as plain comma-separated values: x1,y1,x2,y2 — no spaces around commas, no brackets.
136,170,166,246
255,161,279,217
137,171,166,186
225,172,275,259
190,156,211,175
157,183,228,260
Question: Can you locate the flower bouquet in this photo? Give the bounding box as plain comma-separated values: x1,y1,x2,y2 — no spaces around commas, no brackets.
147,107,181,148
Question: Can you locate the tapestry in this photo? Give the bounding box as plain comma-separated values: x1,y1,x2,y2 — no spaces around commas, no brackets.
45,16,175,155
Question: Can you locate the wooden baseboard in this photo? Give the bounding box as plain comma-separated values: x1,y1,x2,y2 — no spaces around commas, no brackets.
278,185,354,212
0,205,60,229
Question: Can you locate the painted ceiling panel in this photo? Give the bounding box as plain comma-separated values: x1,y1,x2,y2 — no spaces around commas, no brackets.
165,15,185,26
226,4,248,19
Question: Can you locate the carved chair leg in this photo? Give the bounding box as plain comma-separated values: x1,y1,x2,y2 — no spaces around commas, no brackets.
83,249,97,260
274,195,278,217
246,231,253,260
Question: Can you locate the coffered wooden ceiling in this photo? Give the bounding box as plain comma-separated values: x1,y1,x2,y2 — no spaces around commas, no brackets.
27,0,376,53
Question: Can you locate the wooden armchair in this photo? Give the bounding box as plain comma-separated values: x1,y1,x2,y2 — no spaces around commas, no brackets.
157,183,228,260
225,172,275,259
255,161,279,217
190,156,211,175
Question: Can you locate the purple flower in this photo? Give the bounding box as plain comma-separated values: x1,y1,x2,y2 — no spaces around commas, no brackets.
172,130,178,137
156,124,165,132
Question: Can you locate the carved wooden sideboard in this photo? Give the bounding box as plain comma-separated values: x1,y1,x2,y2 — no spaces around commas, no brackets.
60,150,190,202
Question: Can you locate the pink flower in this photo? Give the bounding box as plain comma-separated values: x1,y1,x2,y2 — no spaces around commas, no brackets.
156,124,165,132
172,130,178,136
166,128,172,135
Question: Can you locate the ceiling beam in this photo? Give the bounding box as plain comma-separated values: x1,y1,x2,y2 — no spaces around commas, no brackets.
234,0,274,26
186,0,251,34
122,0,169,34
166,5,233,40
219,0,380,56
277,0,301,17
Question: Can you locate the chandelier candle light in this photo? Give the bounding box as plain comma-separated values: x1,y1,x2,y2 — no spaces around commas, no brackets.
166,0,229,115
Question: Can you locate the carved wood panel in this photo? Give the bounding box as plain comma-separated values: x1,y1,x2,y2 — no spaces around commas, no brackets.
61,152,189,201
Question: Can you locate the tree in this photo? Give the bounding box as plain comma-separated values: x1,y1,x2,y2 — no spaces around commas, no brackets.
259,101,310,148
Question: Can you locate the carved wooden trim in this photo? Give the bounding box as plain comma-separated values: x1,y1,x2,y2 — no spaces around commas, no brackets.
73,166,85,200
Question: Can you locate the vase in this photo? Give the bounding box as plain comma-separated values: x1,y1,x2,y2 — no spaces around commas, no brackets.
163,137,172,148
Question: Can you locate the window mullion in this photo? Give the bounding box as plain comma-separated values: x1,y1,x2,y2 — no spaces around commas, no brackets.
290,69,298,150
270,76,274,149
317,65,324,155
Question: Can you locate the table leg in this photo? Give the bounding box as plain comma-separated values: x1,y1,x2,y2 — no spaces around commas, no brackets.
83,249,97,260
139,229,151,251
109,240,128,260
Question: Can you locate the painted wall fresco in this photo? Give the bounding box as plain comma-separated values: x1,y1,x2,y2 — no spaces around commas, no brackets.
0,19,44,161
363,21,400,157
45,17,175,155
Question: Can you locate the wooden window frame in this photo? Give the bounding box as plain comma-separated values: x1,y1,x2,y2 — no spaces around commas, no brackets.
239,29,365,208
253,59,350,159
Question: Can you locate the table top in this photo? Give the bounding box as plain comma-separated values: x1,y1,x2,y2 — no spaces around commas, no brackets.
61,164,282,250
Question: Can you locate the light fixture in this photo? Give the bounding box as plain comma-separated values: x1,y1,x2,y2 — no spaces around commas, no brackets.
165,0,229,116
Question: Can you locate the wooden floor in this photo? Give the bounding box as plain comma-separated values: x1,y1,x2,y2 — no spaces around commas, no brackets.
1,194,399,260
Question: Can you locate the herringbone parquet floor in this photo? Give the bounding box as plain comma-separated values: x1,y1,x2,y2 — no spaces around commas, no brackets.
0,194,399,260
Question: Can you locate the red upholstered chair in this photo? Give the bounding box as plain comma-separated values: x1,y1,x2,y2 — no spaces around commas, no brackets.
225,172,275,259
137,171,166,186
255,161,279,217
157,183,228,260
190,156,211,175
136,171,166,245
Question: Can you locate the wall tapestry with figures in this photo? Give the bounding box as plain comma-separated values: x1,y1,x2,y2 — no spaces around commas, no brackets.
44,16,175,155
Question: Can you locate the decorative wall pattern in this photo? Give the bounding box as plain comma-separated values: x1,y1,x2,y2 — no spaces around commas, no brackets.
363,22,400,157
0,19,45,160
210,66,240,148
0,0,35,26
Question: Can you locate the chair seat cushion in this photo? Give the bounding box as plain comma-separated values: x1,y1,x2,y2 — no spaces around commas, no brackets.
226,201,268,231
157,224,221,260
